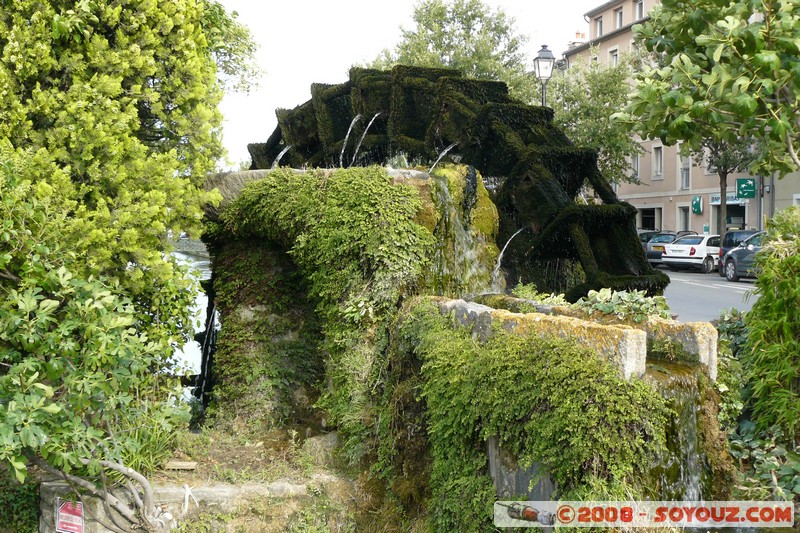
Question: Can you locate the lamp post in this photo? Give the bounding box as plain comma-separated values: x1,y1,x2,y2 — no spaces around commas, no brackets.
533,44,556,107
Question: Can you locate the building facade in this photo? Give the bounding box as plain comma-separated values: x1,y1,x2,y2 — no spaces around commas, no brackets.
561,0,800,234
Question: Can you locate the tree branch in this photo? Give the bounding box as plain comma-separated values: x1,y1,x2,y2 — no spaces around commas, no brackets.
786,132,800,170
88,458,162,530
30,456,141,527
0,268,22,284
99,467,133,533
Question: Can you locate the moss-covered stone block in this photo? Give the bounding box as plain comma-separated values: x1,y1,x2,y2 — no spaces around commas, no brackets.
477,293,718,380
436,298,647,379
205,238,324,432
646,317,718,379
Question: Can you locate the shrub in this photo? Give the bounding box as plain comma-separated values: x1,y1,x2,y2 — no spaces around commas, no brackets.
741,207,800,443
574,287,671,323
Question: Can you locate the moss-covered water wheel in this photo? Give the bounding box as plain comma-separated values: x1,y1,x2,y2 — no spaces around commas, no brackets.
248,65,668,301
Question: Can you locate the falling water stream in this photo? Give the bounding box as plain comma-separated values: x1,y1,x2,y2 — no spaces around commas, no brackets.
350,112,381,167
429,142,458,173
271,144,293,168
490,227,527,291
429,173,491,297
172,252,213,376
647,361,709,501
340,114,362,167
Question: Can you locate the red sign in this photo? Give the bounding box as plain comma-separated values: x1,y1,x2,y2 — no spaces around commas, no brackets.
56,499,84,533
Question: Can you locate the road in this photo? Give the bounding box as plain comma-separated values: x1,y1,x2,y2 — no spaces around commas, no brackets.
661,268,758,323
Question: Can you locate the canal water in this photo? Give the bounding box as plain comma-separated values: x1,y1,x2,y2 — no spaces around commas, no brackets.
172,252,212,378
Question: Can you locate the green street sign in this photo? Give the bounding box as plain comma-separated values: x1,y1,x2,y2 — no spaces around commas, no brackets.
691,195,703,214
736,178,756,199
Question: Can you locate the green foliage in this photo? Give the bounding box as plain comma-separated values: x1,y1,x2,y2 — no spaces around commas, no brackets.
618,0,800,175
741,206,800,443
0,0,255,523
368,0,536,102
0,467,38,533
714,310,747,433
0,0,247,346
510,282,569,305
550,51,644,184
575,288,671,323
391,300,668,530
200,0,260,93
286,489,357,532
0,153,187,487
216,167,435,462
729,423,800,501
222,167,434,325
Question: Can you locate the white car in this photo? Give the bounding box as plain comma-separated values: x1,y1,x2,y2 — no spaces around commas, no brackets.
662,234,721,273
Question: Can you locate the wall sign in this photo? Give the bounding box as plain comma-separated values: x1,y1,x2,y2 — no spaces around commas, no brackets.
56,498,84,533
691,195,703,214
736,178,756,198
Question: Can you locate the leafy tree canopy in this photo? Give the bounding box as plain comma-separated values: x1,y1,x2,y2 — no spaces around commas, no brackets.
0,146,189,530
616,0,800,176
550,51,643,184
0,0,257,528
0,0,256,340
368,0,536,102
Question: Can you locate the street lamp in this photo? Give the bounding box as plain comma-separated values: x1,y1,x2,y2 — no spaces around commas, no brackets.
533,44,556,107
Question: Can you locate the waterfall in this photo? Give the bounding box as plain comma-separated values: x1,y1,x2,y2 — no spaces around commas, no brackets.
648,362,709,501
430,172,492,297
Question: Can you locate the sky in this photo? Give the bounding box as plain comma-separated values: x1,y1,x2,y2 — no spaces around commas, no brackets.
217,0,602,168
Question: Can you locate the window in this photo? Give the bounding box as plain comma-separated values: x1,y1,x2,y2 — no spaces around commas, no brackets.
595,16,603,37
635,0,644,20
679,207,690,231
615,8,624,29
653,146,663,178
631,155,640,180
680,154,691,189
609,48,619,66
641,208,656,230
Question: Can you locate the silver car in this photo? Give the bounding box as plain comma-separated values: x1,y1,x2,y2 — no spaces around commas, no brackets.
645,233,678,266
722,231,765,282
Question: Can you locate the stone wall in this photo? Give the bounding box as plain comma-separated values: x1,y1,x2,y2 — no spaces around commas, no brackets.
437,298,647,380
471,293,718,380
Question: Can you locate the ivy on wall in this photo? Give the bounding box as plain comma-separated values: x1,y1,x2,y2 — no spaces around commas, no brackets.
210,166,436,460
385,299,669,530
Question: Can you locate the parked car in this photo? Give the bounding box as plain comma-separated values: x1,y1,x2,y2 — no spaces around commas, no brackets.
638,229,662,249
638,229,675,253
717,229,760,276
662,234,721,273
722,231,765,282
645,233,679,266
